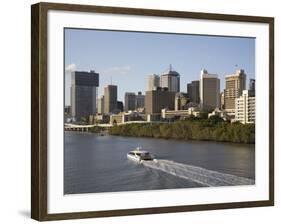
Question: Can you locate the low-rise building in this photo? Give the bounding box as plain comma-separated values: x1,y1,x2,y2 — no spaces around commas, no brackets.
110,113,124,125
89,114,110,124
208,108,229,121
147,114,161,122
110,111,147,125
161,107,200,120
175,92,189,111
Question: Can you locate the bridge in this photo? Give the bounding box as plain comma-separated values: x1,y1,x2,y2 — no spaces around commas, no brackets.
64,120,169,132
64,123,112,132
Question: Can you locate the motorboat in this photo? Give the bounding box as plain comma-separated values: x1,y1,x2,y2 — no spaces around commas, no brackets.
127,147,155,163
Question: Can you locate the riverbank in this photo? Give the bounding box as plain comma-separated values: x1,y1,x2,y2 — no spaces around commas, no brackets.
109,118,255,144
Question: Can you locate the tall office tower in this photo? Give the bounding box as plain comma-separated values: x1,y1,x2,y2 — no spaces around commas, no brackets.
220,92,225,109
135,91,145,109
124,92,136,112
117,101,124,112
145,87,176,115
224,69,246,114
249,78,255,96
97,95,104,114
70,70,99,120
187,80,200,104
147,74,160,91
104,85,117,114
160,65,180,92
199,69,220,110
175,92,188,111
64,105,71,115
235,90,255,124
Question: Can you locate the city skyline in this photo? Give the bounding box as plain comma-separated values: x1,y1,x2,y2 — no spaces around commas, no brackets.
64,28,255,105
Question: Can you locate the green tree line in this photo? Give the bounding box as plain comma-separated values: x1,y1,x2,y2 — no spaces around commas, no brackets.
109,116,255,144
89,126,105,133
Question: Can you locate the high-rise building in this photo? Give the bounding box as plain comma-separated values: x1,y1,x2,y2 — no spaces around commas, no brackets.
117,101,124,112
124,92,136,112
64,105,71,115
175,92,189,111
135,91,145,109
249,78,255,96
145,87,176,115
235,90,255,124
220,92,225,109
104,85,117,114
224,69,246,113
199,69,220,110
147,74,160,91
71,70,99,120
187,80,200,104
160,65,180,92
97,95,104,114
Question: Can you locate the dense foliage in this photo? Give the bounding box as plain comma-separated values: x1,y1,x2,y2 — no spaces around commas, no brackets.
89,126,105,133
109,116,255,144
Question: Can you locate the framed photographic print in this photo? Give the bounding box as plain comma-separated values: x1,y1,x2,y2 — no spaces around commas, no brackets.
31,2,274,221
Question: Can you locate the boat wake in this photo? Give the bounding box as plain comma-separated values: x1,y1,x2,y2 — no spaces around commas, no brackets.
142,159,254,187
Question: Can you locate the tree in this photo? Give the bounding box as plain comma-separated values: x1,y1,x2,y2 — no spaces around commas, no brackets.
108,119,255,144
208,115,224,125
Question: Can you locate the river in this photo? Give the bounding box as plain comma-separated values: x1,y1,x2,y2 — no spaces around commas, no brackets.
64,131,255,194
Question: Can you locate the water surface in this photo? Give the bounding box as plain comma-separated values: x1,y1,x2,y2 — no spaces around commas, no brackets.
64,132,255,194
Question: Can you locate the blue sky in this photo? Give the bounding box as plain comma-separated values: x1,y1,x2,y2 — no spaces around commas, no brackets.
64,28,255,105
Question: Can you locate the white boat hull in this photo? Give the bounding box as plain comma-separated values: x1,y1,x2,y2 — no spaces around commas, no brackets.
127,154,141,163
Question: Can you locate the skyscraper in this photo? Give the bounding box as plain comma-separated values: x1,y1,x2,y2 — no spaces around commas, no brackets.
97,95,104,114
160,65,180,92
124,92,136,112
104,85,117,114
199,69,220,110
147,74,160,91
249,78,255,96
135,91,145,109
117,101,124,112
224,69,246,113
70,70,99,120
220,92,225,109
187,80,200,104
145,87,175,115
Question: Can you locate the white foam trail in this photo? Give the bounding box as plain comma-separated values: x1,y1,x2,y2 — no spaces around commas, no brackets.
142,160,254,187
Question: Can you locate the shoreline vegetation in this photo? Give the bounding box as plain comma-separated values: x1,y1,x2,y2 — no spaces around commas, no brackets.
107,116,255,144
